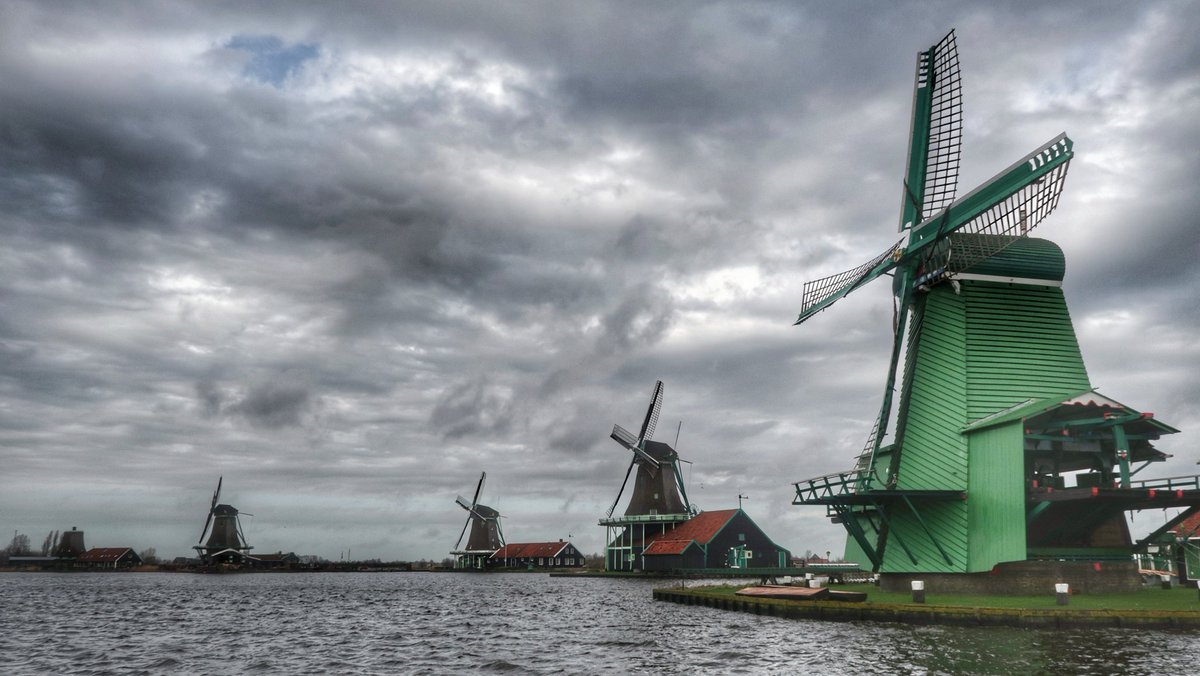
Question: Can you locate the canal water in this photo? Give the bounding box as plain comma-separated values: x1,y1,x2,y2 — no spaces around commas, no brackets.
2,571,1199,674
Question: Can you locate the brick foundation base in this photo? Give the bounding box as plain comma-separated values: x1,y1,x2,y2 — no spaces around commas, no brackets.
879,560,1144,595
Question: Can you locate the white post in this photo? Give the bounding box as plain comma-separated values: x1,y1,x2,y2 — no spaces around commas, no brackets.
911,580,925,603
1055,583,1069,605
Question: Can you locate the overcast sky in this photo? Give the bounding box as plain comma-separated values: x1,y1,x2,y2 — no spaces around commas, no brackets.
2,1,1197,562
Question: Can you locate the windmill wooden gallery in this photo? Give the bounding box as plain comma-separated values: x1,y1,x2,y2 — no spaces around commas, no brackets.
791,30,1197,593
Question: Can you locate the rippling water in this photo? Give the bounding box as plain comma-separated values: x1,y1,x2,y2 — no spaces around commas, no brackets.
2,571,1199,674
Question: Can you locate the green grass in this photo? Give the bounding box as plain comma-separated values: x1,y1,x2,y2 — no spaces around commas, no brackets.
695,583,1200,611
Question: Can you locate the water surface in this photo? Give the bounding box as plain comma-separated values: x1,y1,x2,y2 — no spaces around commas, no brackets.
2,572,1198,674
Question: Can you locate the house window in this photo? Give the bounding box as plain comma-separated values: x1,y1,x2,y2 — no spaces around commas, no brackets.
738,533,745,542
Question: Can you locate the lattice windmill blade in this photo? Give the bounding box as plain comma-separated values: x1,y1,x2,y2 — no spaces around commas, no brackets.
637,380,664,443
607,457,636,517
900,29,963,231
940,153,1072,276
911,134,1073,279
455,495,488,522
611,424,660,469
795,238,907,325
236,514,250,550
454,512,471,550
197,511,213,544
471,472,486,510
198,477,221,543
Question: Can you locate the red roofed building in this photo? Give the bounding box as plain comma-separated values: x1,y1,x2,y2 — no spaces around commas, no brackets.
490,540,584,569
78,547,143,570
639,509,791,571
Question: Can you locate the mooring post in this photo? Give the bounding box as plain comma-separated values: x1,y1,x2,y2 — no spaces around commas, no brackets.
1055,583,1069,606
911,580,925,604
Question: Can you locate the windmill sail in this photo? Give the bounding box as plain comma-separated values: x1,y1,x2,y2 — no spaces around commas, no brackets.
901,30,963,230
796,238,905,325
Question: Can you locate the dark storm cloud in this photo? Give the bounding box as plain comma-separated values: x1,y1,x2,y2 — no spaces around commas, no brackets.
225,376,316,430
0,0,1197,561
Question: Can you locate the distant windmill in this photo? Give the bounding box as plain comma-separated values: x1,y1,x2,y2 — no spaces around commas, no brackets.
607,380,694,518
600,380,696,572
194,477,253,563
451,472,504,569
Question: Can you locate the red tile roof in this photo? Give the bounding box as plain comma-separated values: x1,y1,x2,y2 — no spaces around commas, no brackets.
1172,512,1200,538
642,539,695,555
491,542,571,559
641,509,740,556
79,548,136,562
659,509,738,544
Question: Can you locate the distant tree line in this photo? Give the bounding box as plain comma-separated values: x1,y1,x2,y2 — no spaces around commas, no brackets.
4,531,33,558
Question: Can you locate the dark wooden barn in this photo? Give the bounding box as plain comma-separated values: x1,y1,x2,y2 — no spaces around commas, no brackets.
490,541,584,569
78,547,143,569
640,509,791,571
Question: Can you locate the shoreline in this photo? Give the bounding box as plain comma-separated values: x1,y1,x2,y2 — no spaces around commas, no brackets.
654,585,1200,629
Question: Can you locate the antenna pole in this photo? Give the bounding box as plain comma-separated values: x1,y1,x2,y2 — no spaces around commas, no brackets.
738,493,749,510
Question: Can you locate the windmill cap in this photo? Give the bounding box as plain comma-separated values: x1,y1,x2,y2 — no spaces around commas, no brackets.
950,235,1065,282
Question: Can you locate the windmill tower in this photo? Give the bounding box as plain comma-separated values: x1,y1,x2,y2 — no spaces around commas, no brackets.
450,472,505,569
792,30,1190,591
194,477,254,564
54,527,86,558
599,380,697,571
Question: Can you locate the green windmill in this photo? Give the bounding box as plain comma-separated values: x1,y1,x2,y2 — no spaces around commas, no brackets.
793,31,1195,588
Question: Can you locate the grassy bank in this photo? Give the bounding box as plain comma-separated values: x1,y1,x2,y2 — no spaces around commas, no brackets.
691,582,1200,611
654,582,1200,628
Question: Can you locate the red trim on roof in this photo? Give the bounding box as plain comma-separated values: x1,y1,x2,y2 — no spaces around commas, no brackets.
643,539,694,555
490,542,572,559
79,548,136,562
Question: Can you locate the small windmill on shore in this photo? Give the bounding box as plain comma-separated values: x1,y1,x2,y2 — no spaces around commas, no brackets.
599,380,697,571
450,472,505,569
194,477,254,563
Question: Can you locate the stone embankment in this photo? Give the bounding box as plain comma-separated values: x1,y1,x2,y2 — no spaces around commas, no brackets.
654,587,1200,629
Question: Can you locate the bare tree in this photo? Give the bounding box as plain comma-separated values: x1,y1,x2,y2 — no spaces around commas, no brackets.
40,531,56,556
6,531,32,556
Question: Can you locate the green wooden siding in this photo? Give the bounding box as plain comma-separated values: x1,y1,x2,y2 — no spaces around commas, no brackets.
963,281,1091,420
880,500,969,573
877,245,1091,574
966,421,1026,571
894,290,968,492
842,514,876,569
